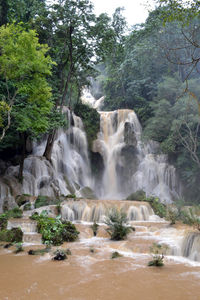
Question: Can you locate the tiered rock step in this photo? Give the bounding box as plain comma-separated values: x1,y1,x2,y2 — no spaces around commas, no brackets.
7,217,42,244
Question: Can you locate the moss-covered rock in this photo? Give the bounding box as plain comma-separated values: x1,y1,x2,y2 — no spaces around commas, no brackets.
80,186,97,199
74,102,100,149
34,196,60,209
126,190,146,201
111,251,123,259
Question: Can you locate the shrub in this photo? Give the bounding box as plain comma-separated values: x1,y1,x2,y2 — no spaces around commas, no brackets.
147,197,166,218
180,208,200,230
148,243,168,267
0,227,23,243
104,208,133,241
33,213,79,245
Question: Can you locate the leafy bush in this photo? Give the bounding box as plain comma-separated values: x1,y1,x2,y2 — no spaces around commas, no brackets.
148,243,168,267
33,213,79,245
104,208,133,241
180,208,200,230
0,227,23,243
126,190,146,201
147,197,167,218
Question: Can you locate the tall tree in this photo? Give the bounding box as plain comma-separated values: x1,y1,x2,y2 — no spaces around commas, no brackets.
0,23,54,180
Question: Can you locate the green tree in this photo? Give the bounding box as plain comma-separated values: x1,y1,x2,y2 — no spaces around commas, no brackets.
0,23,55,180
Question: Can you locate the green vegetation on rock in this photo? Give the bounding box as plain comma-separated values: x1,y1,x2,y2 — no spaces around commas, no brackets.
126,190,146,201
0,207,22,230
74,103,100,149
32,212,79,246
0,227,23,243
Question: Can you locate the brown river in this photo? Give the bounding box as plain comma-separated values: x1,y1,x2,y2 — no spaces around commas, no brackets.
1,218,200,300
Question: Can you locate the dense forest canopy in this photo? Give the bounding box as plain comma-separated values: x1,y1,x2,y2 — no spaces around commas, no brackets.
0,0,200,203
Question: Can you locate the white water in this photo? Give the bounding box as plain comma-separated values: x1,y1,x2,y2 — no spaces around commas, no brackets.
92,109,180,202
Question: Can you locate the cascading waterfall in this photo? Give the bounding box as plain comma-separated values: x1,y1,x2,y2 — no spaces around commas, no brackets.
0,108,93,211
181,232,200,262
93,109,181,202
61,199,154,222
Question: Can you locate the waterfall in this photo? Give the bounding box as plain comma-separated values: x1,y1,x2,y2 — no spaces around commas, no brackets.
0,96,181,205
61,199,154,222
92,109,180,203
0,108,94,205
181,232,200,262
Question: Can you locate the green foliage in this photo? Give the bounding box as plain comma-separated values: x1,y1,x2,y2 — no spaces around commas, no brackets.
0,207,22,230
104,208,132,241
34,196,50,209
148,243,168,267
66,194,76,199
33,212,79,245
166,207,179,225
147,197,167,218
111,251,123,259
74,102,100,148
0,22,54,141
0,227,23,243
34,196,60,209
126,190,146,201
156,0,200,25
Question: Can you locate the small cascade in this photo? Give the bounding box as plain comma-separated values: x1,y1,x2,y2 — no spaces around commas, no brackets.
93,109,180,202
7,218,42,244
181,232,200,262
61,199,154,222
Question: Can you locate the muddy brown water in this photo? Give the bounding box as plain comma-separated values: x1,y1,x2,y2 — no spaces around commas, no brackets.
0,221,200,300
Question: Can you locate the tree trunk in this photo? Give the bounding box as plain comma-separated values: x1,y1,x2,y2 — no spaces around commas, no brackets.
18,133,27,183
43,129,56,162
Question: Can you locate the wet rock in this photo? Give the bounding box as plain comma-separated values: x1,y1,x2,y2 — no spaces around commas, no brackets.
124,122,137,146
79,186,97,199
53,249,67,261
